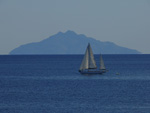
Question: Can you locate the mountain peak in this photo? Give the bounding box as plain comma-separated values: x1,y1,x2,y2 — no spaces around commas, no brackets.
65,30,77,35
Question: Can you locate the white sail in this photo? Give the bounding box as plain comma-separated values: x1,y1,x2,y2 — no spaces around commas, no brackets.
100,54,106,70
88,44,97,69
79,46,89,70
79,43,97,71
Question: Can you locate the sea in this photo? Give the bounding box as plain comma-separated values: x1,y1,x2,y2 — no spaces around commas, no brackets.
0,54,150,113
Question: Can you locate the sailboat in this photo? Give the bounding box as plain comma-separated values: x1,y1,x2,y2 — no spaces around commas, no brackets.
79,43,107,74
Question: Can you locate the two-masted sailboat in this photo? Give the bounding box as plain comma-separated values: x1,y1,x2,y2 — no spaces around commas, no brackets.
79,43,107,74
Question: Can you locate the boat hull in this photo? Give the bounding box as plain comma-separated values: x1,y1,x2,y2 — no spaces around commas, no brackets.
79,70,106,75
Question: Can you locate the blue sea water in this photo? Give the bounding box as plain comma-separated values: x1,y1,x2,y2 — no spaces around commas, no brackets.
0,55,150,113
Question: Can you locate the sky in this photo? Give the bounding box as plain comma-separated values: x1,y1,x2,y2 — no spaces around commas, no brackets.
0,0,150,54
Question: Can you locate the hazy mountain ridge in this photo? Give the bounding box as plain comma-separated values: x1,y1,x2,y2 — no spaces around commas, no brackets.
9,30,141,54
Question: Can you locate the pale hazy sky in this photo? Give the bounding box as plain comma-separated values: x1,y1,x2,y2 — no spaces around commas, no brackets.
0,0,150,54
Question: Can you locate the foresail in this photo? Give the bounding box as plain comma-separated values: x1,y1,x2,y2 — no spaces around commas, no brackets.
100,54,106,70
79,47,89,70
88,44,97,69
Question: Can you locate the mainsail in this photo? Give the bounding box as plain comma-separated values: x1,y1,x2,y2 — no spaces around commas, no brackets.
79,43,97,70
79,46,89,70
100,54,106,70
